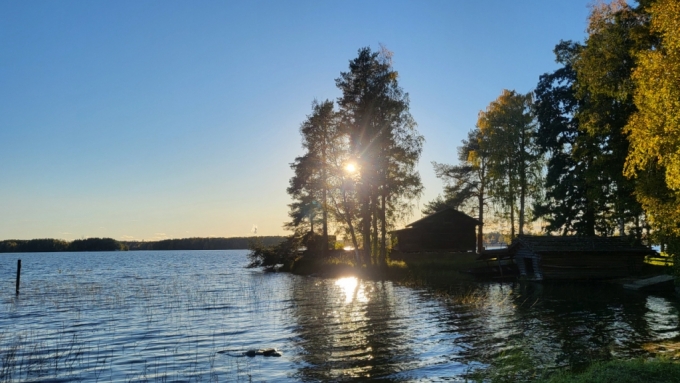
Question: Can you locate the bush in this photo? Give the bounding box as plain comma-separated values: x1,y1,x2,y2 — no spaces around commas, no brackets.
247,235,302,271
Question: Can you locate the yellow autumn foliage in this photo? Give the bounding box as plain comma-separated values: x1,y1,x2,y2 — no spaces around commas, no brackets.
625,0,680,233
626,0,680,184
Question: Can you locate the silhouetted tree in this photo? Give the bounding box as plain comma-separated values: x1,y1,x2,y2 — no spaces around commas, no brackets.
288,100,341,257
533,41,603,236
478,90,541,238
429,128,490,251
571,0,651,236
336,46,423,266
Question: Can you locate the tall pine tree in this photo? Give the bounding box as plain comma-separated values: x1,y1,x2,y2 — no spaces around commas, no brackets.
336,47,423,266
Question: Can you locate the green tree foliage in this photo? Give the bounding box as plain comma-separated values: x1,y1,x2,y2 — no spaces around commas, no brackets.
336,46,424,266
532,1,658,239
427,1,673,248
286,99,363,259
571,0,651,237
533,41,604,235
287,100,340,257
625,0,680,244
428,128,490,251
478,90,541,238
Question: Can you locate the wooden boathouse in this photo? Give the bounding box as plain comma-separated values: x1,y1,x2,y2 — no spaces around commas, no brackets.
392,208,479,253
510,235,655,280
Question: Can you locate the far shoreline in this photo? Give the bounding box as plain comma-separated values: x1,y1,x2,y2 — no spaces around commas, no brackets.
0,236,286,254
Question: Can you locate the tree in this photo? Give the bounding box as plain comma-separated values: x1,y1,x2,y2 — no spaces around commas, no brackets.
429,128,490,252
336,46,423,266
532,1,655,238
421,195,455,216
533,41,604,235
332,175,362,259
478,90,540,238
572,0,651,237
287,100,339,257
624,0,680,244
326,132,362,261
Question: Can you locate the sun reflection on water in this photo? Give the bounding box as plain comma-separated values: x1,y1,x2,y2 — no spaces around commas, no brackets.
335,276,368,304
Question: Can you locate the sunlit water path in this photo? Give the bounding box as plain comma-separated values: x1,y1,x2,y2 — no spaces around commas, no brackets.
1,250,679,382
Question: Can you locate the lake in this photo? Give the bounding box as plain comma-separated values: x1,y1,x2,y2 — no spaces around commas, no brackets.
1,250,679,382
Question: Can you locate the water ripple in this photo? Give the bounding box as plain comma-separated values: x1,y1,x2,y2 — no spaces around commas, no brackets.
1,251,679,381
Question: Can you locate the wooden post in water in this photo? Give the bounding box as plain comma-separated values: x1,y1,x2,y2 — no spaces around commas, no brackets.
16,259,21,295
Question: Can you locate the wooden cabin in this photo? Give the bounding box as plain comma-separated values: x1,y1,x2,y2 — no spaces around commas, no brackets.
392,208,479,252
510,235,655,280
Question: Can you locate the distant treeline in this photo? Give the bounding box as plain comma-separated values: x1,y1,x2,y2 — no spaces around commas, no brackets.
123,236,285,251
0,238,126,253
0,236,286,253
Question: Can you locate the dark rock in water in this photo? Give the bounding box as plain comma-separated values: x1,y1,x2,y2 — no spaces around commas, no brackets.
261,348,282,357
244,348,282,357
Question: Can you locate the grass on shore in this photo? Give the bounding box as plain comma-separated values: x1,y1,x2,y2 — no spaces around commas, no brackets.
537,358,680,383
465,342,680,383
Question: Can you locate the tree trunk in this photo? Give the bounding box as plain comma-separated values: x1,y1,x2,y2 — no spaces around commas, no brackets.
509,198,515,239
518,129,526,236
519,189,525,235
477,188,484,253
519,167,525,236
361,182,372,267
585,156,596,236
508,156,516,239
380,192,387,267
341,188,361,264
322,185,328,257
321,153,328,258
371,193,379,266
334,178,361,263
585,203,596,236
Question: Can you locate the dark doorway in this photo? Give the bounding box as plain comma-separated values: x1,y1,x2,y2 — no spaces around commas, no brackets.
524,257,535,276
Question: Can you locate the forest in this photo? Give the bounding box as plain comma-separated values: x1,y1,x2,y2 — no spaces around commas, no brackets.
124,236,285,251
0,238,127,253
281,0,680,266
0,236,285,253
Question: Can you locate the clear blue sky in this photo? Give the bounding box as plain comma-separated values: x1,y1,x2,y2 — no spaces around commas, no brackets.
0,1,593,241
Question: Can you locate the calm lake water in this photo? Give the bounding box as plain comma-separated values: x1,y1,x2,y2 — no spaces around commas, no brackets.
1,250,679,382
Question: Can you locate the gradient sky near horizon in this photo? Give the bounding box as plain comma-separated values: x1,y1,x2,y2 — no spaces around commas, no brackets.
1,1,594,241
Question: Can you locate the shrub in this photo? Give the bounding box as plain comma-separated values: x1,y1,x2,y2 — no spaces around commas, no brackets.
247,235,302,271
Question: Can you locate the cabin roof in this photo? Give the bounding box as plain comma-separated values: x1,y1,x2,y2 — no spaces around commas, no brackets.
512,235,656,255
403,207,480,229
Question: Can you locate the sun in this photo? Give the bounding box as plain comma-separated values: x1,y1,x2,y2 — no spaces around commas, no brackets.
344,163,356,173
